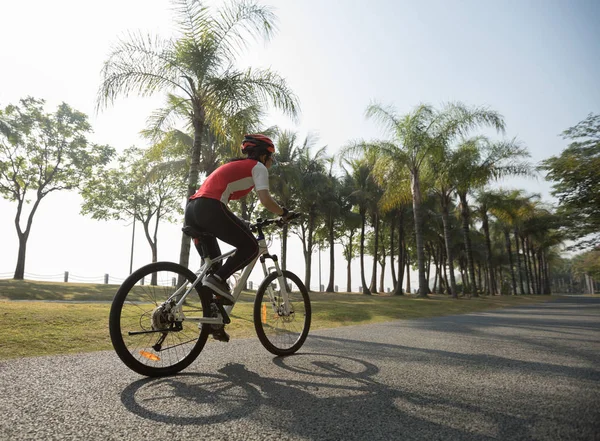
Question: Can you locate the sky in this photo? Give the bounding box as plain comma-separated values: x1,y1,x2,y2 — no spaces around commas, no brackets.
1,0,599,291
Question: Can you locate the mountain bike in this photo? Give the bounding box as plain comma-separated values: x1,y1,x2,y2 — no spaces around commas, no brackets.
109,213,311,377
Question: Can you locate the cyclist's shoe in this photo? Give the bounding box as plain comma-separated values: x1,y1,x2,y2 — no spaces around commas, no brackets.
203,274,234,305
210,325,230,342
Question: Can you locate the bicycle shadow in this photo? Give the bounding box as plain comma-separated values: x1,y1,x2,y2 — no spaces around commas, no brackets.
120,353,529,440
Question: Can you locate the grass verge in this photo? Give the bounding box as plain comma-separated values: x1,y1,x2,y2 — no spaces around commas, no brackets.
0,280,553,360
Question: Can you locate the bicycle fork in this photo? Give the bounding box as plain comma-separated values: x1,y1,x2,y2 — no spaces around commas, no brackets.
260,253,292,316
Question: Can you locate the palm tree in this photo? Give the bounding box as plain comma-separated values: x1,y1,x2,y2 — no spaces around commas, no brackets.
270,129,303,270
453,137,531,296
320,161,345,292
97,0,299,270
339,174,362,292
429,145,474,297
371,159,413,296
364,102,505,297
473,189,506,295
294,143,329,290
490,190,538,294
343,154,379,295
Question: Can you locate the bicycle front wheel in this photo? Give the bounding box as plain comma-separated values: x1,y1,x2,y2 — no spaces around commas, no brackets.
109,261,210,377
254,270,311,356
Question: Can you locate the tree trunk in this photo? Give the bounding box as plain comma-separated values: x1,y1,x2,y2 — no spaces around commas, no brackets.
497,271,503,295
542,251,551,294
432,247,439,293
359,211,371,295
179,114,204,272
531,246,539,294
406,253,411,295
411,170,428,297
326,219,335,292
346,229,354,293
369,212,379,293
281,223,288,271
524,237,535,295
537,251,544,294
379,256,386,293
394,211,405,295
13,195,44,280
513,228,525,295
346,256,352,293
305,215,315,290
440,198,458,298
504,229,517,295
390,215,397,287
14,233,28,280
481,211,496,295
425,244,432,287
442,253,449,294
458,192,478,297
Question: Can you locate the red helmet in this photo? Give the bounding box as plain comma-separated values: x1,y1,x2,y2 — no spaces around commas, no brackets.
241,134,275,155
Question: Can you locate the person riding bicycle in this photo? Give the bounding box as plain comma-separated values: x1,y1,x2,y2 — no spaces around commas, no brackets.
184,134,291,340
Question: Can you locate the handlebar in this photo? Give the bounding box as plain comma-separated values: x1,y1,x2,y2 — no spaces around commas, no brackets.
250,212,302,233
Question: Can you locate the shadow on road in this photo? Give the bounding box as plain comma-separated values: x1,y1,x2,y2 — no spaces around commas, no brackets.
120,353,541,440
118,298,599,440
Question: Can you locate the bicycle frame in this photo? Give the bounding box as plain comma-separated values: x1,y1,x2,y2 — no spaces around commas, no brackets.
164,232,292,325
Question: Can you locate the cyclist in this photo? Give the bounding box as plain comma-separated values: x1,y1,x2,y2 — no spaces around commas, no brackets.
184,134,291,341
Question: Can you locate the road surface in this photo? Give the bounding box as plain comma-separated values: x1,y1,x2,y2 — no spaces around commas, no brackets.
1,296,598,440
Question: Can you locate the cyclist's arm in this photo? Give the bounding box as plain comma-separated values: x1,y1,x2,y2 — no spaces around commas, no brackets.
257,189,285,215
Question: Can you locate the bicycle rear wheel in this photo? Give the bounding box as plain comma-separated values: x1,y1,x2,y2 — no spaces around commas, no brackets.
254,270,311,356
109,261,210,377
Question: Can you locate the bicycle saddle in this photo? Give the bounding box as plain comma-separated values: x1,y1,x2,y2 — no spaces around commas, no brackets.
182,225,213,238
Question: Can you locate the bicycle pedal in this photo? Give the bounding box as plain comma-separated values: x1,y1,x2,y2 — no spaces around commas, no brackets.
214,301,231,324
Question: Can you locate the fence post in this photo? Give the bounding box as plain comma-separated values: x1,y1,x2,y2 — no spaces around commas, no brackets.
358,286,362,292
64,271,69,283
320,284,324,292
104,274,109,284
141,276,145,286
249,281,253,290
172,277,176,287
335,285,338,292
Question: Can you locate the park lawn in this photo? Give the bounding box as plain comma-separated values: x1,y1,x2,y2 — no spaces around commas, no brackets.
0,286,553,360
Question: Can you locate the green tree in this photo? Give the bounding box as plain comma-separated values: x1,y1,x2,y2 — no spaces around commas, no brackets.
490,190,539,295
473,189,505,295
364,102,505,297
453,137,531,295
343,153,379,295
270,129,304,270
340,207,362,293
293,143,328,290
429,146,469,297
541,113,600,249
97,0,299,271
0,98,113,280
80,147,185,283
320,160,344,292
572,250,599,293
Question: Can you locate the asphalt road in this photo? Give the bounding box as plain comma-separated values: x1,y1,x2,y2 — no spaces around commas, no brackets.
1,296,599,441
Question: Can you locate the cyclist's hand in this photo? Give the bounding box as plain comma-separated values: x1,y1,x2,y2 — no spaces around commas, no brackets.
241,219,252,231
282,210,299,222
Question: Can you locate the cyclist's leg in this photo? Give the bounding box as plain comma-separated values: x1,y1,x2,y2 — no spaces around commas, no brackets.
186,198,231,341
212,202,259,280
185,199,223,271
191,198,259,281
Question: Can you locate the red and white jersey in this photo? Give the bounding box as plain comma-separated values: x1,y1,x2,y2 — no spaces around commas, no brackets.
190,159,270,204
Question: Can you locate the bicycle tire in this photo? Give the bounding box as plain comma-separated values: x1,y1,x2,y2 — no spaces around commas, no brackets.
109,261,211,377
253,270,311,356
